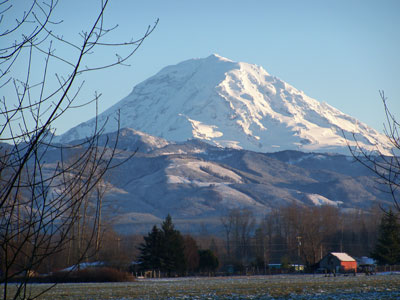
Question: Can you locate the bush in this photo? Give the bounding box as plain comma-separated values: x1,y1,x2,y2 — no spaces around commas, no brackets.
41,267,135,283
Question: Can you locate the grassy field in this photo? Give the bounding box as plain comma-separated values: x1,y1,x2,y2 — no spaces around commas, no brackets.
5,273,400,299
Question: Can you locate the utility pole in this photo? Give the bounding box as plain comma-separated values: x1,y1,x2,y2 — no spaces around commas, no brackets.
296,236,302,262
263,237,267,274
320,244,323,260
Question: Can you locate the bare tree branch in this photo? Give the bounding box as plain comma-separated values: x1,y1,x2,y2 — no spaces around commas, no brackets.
0,0,156,298
347,91,400,212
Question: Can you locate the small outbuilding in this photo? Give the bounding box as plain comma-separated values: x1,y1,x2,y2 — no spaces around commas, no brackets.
357,256,376,275
319,252,357,274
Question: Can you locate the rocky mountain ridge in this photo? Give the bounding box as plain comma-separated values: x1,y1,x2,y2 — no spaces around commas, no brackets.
62,129,390,233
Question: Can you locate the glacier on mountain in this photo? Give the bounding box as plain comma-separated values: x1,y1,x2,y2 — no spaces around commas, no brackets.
58,54,391,155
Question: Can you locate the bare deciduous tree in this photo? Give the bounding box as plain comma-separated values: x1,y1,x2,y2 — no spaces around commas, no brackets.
279,205,341,268
348,91,400,212
220,208,255,266
0,0,157,298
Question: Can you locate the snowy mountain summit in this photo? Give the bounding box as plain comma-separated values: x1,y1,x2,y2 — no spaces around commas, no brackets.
59,54,391,155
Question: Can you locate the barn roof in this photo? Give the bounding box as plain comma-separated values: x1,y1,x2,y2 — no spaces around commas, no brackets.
331,252,356,262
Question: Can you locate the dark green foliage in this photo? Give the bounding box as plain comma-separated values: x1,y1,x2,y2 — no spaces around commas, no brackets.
160,214,186,276
371,210,400,265
138,225,163,271
198,249,219,273
138,215,186,276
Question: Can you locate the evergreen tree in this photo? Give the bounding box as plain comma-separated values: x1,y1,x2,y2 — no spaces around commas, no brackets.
198,249,219,274
138,225,163,271
160,214,186,276
371,210,400,265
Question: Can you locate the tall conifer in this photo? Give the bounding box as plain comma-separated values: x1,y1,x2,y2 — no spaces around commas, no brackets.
160,214,186,276
138,225,163,271
372,210,400,265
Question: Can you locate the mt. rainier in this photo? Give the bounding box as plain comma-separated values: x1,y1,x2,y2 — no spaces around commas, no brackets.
59,54,391,155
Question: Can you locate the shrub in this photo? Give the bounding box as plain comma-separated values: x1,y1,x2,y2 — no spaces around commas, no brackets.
42,267,135,283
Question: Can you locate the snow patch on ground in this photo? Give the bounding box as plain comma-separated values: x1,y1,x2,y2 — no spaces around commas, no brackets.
307,193,343,207
166,158,243,184
112,212,162,225
214,184,265,209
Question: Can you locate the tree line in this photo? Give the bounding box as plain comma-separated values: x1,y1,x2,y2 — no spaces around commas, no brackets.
135,204,400,276
217,205,386,273
3,202,399,279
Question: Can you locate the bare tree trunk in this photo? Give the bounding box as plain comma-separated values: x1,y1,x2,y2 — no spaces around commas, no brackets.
95,180,107,254
0,1,157,298
220,214,232,260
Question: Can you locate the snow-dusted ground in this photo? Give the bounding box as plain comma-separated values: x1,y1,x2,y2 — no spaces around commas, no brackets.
306,193,343,207
21,274,400,299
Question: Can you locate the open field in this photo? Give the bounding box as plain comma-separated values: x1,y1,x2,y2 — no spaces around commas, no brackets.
5,273,400,299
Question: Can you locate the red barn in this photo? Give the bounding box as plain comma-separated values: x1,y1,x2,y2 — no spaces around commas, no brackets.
319,252,357,274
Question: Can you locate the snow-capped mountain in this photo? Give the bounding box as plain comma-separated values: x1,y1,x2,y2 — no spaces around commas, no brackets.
58,54,391,155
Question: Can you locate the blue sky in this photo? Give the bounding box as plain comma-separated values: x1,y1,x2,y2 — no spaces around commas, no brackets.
6,0,400,135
